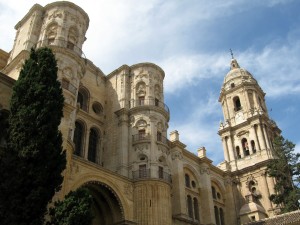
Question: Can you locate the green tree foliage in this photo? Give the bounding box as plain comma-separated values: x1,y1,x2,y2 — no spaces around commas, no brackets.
0,109,9,151
47,188,93,225
267,135,300,213
0,48,66,225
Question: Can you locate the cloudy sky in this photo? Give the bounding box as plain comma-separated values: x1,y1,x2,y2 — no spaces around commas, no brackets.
1,0,300,165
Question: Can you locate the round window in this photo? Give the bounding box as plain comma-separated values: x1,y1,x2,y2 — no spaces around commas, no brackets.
92,102,103,115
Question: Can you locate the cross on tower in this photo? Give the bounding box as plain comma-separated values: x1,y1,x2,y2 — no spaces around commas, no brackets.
230,49,234,59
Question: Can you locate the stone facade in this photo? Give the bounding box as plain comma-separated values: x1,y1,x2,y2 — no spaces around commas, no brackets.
0,1,293,225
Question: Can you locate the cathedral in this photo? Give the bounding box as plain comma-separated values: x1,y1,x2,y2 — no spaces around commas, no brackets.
0,1,299,225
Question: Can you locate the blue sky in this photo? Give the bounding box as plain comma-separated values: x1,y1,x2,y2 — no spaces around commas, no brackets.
1,0,300,165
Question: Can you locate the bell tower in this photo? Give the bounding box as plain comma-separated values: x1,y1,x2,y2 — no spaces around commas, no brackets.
218,57,281,222
218,58,280,171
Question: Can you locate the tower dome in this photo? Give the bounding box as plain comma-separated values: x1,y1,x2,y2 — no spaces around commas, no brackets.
222,59,258,92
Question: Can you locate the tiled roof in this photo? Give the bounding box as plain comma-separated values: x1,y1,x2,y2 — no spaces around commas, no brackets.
245,210,300,225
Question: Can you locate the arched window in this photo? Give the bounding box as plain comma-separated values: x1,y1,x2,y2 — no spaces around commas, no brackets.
251,140,256,153
46,23,58,45
67,26,78,50
214,206,220,225
242,138,249,156
187,195,193,218
233,96,242,111
88,128,99,163
74,121,84,157
212,186,217,199
236,146,241,159
220,208,225,225
185,174,191,188
193,197,199,221
77,88,89,111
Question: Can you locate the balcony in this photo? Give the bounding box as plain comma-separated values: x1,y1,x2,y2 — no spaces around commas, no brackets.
37,39,86,58
132,169,172,183
129,99,169,114
132,133,151,144
61,79,77,95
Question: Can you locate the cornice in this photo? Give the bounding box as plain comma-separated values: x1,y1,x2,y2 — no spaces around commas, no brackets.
130,62,165,79
107,62,165,80
231,159,272,176
2,50,29,75
44,1,89,28
15,4,44,30
106,64,131,79
0,72,15,87
219,82,265,102
51,46,86,68
85,59,106,80
169,140,186,149
128,105,170,122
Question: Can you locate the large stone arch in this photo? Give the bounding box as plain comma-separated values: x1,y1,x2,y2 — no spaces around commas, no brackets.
69,173,132,222
84,180,124,224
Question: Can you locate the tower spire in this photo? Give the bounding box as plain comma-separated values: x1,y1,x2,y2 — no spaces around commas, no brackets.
230,48,234,59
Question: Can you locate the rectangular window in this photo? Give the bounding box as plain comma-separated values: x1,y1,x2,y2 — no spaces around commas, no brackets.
139,96,145,106
138,129,146,140
155,98,159,106
139,164,147,178
159,166,163,179
157,131,162,142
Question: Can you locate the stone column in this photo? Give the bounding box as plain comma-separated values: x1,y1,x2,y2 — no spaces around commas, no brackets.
252,125,260,151
262,124,270,149
222,137,230,161
224,177,239,225
84,128,90,160
257,123,267,151
266,176,276,209
225,98,231,120
199,166,215,224
261,172,272,212
170,148,186,216
227,136,236,161
115,109,129,176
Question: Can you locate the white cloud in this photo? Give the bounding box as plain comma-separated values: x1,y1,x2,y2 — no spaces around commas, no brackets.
162,53,228,94
236,37,300,98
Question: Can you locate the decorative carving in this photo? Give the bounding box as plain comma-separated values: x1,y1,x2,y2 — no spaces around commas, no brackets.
236,130,249,137
130,116,135,125
136,82,146,96
62,67,74,79
135,119,147,129
48,10,63,20
158,146,170,155
123,183,133,201
246,174,257,186
134,144,148,153
224,177,232,186
171,151,183,160
200,167,210,175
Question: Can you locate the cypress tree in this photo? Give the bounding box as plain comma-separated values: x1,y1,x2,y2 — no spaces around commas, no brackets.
267,135,300,213
47,188,94,225
0,48,66,225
